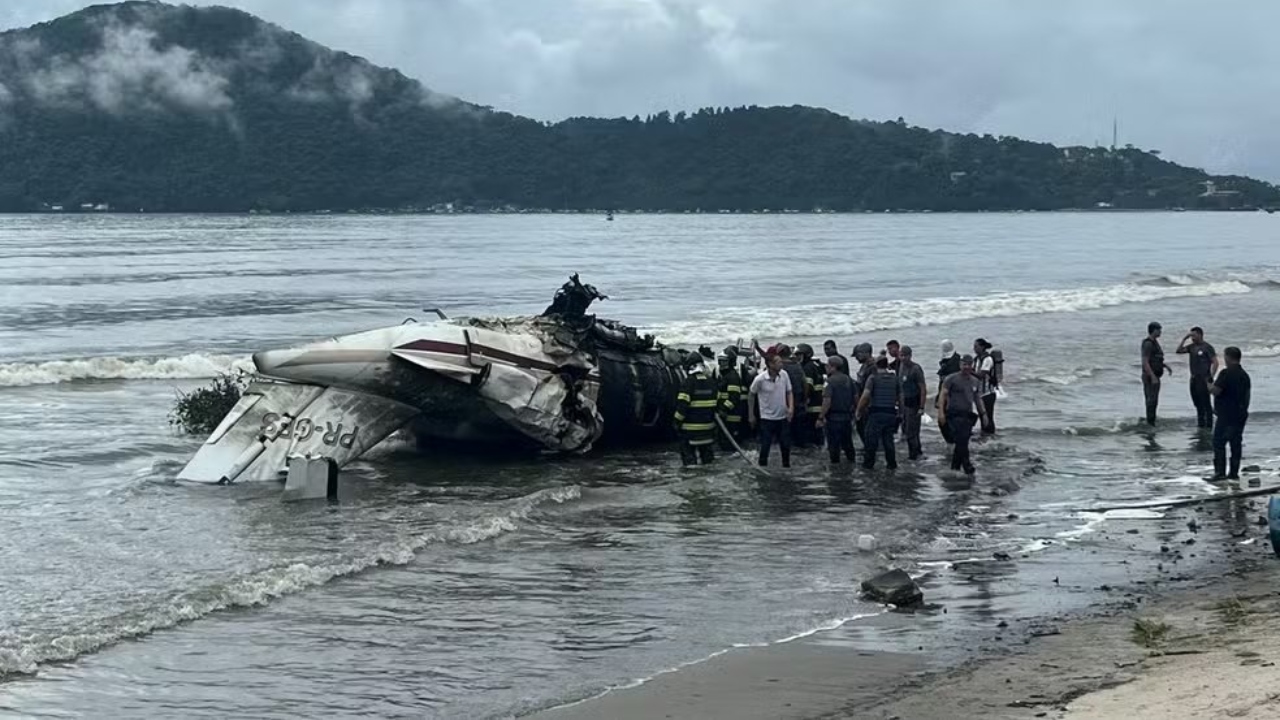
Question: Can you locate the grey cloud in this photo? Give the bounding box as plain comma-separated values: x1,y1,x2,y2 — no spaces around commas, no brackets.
3,0,1279,179
11,20,233,116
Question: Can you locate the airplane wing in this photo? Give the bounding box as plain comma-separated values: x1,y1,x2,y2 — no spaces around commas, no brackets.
176,380,420,484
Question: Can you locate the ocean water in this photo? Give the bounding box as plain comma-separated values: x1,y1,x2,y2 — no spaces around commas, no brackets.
1,212,1278,718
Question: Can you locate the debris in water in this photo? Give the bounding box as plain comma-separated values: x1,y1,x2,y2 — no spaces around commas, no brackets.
169,372,245,435
860,569,924,607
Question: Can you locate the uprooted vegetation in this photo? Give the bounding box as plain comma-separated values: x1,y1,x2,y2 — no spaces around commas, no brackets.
1216,596,1250,626
169,373,246,436
1131,618,1172,649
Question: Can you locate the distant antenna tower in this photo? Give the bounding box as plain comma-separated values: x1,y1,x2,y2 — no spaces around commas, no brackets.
1111,115,1117,151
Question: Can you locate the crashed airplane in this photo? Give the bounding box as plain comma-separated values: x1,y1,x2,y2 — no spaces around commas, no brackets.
179,275,728,484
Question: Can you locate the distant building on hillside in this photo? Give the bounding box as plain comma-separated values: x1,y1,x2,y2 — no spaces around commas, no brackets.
1199,180,1240,199
1199,181,1248,210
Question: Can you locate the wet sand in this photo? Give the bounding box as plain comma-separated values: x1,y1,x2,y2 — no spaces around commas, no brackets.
530,629,924,720
529,496,1280,720
865,560,1280,720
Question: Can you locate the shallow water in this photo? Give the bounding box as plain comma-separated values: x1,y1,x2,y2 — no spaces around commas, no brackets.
1,212,1278,718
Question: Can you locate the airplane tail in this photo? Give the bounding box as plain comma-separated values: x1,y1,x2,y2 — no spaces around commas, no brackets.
177,380,419,484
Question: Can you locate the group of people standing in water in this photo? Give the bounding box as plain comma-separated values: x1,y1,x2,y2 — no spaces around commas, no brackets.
673,337,1004,476
674,320,1256,484
1141,322,1253,481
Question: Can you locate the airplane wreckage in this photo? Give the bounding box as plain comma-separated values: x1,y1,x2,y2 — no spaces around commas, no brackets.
179,275,752,486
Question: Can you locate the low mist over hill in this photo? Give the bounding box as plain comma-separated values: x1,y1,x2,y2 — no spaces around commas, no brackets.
0,1,1276,213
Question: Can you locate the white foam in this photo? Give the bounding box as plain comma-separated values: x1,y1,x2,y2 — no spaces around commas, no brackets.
545,610,884,713
0,485,581,675
1056,507,1167,541
1146,475,1222,490
918,556,985,569
1099,508,1166,520
1018,539,1056,554
0,353,253,387
1031,367,1099,386
1056,514,1106,540
650,280,1251,343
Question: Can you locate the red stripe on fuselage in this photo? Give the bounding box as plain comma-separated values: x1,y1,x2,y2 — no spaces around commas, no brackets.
397,339,468,355
396,338,575,375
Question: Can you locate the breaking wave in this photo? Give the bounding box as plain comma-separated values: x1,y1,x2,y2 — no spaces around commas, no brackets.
0,485,581,677
1020,366,1105,386
0,353,252,387
651,280,1252,344
1136,270,1280,289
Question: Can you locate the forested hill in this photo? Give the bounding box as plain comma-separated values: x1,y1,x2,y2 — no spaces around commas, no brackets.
1,2,1276,214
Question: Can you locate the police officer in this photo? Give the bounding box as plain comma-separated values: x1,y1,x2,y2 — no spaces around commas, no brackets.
674,354,718,465
797,343,826,447
856,355,901,470
897,345,928,460
851,342,875,442
716,347,748,448
817,354,857,465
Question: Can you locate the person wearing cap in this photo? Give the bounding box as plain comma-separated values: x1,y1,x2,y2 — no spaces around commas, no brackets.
938,340,961,382
851,342,876,443
1141,322,1175,426
935,340,962,444
674,354,719,466
1176,326,1219,430
856,355,901,470
749,350,794,468
938,354,987,475
897,345,928,460
817,354,857,465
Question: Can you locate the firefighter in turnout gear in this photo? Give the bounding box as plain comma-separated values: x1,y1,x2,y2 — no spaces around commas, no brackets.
717,347,748,450
675,354,718,465
797,344,826,448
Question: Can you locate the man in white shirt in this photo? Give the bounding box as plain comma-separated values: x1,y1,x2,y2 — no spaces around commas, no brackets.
749,351,795,468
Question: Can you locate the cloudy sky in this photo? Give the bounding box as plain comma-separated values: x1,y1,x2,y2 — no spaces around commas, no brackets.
4,0,1279,180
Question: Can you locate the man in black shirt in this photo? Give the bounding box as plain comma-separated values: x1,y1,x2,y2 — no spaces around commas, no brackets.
1141,322,1174,426
1176,326,1219,429
823,340,848,381
1209,346,1251,481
